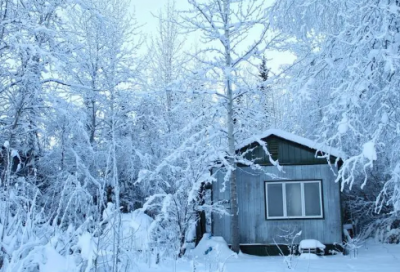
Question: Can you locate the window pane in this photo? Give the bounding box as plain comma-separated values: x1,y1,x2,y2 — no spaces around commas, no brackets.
267,184,283,217
304,182,322,216
286,183,302,216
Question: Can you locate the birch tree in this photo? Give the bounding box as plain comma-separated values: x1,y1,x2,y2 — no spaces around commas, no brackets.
181,0,284,253
148,0,186,113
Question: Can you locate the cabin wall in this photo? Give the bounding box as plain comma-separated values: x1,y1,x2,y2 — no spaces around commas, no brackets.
212,164,342,245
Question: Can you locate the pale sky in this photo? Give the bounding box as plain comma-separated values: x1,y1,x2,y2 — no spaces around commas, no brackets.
131,0,295,72
133,0,188,33
133,0,166,27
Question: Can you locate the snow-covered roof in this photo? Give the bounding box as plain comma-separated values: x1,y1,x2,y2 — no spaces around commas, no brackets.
236,129,345,159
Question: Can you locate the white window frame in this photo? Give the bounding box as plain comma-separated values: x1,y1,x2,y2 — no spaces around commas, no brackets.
265,180,323,219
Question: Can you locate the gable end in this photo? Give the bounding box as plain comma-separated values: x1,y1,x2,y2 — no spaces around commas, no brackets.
239,135,337,166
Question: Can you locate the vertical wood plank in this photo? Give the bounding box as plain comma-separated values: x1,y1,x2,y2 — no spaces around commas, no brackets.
213,164,342,245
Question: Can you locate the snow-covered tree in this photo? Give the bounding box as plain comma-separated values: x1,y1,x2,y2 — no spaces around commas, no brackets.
0,0,71,180
179,0,286,253
148,0,186,113
0,0,149,270
271,0,400,239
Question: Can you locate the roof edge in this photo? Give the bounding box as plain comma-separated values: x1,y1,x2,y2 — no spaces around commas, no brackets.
236,129,346,159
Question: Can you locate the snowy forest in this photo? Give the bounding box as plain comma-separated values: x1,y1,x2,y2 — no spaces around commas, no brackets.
0,0,399,271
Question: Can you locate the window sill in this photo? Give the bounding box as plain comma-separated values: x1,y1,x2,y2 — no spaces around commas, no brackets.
266,216,324,221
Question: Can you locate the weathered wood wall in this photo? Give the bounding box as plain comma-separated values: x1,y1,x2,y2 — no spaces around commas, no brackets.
212,164,342,245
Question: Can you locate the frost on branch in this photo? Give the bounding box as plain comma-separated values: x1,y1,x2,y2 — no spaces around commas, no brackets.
363,142,377,162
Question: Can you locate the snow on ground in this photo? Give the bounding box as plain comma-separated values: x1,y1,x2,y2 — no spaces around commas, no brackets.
39,244,76,272
297,253,320,260
103,205,154,251
190,233,236,262
136,239,400,272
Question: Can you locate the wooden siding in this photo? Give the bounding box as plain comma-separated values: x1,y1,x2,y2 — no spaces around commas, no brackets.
240,136,335,165
212,164,342,245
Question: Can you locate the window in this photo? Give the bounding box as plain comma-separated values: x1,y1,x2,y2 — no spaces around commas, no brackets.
265,180,323,219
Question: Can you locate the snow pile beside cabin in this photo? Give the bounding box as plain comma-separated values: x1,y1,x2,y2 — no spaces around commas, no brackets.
191,234,236,262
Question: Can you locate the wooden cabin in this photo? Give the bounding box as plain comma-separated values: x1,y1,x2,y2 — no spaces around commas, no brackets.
211,129,345,255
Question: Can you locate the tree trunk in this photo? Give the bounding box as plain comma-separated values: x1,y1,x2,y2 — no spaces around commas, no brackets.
227,74,239,253
223,0,240,254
